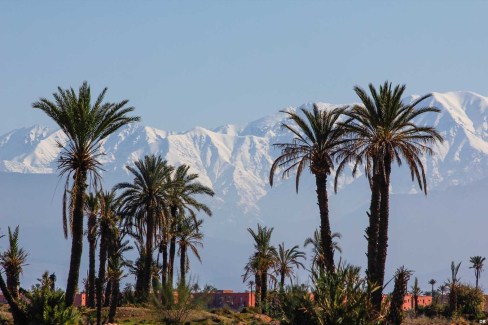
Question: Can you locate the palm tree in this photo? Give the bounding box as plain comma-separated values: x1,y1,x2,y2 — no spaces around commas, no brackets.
269,105,348,272
32,82,139,305
115,155,174,300
85,192,100,307
177,217,204,285
411,277,421,314
0,226,28,299
96,190,119,325
243,224,277,313
304,229,341,271
428,279,437,299
469,256,485,289
107,232,132,324
448,261,461,313
273,242,305,290
337,81,443,311
165,164,214,288
439,284,447,303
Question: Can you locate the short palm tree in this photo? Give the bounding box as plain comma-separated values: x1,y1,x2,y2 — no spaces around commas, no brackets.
270,105,348,272
469,256,485,289
32,81,139,305
177,217,204,285
428,279,437,299
107,233,132,324
411,277,421,314
0,226,28,299
116,155,174,300
448,261,462,313
304,229,341,271
85,192,100,307
243,224,276,313
273,242,305,289
165,164,214,289
337,81,443,311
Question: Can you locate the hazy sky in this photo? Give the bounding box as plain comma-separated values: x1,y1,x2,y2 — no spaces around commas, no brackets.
1,1,488,134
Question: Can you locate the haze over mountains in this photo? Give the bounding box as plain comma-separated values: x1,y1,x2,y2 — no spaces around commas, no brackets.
1,91,487,292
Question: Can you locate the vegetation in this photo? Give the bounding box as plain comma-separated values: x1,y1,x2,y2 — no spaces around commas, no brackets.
0,80,473,324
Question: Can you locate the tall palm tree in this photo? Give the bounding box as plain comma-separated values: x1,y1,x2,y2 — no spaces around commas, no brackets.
337,81,443,311
469,256,485,289
165,164,214,288
32,82,139,305
428,279,437,299
270,105,348,272
115,155,174,300
304,229,341,271
96,190,119,325
273,242,305,289
85,192,100,307
177,217,204,285
0,226,28,299
243,224,276,313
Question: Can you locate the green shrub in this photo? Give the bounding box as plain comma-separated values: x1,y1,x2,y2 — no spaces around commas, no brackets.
153,281,195,325
273,284,317,325
308,262,380,325
24,285,81,325
456,284,484,319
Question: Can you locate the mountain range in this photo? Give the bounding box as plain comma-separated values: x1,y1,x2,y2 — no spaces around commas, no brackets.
0,90,487,292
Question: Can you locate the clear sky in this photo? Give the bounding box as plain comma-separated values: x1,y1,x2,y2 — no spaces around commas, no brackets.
1,1,488,135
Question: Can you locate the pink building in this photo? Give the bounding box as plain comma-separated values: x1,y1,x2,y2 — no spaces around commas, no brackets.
194,290,255,310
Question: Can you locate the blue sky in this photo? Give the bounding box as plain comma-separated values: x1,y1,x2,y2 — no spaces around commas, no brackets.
1,1,487,134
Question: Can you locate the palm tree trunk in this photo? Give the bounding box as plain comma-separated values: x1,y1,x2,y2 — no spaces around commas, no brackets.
169,233,176,287
143,206,154,300
476,271,479,289
180,245,187,285
315,174,335,272
104,277,112,307
367,167,381,286
261,270,268,314
255,273,261,312
168,206,177,288
88,213,97,308
372,157,392,312
96,221,108,325
108,277,119,324
6,273,19,300
0,272,27,325
65,171,87,306
280,272,285,291
161,238,168,290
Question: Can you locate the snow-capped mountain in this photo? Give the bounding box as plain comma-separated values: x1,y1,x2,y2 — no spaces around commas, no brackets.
1,90,488,291
2,91,488,208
